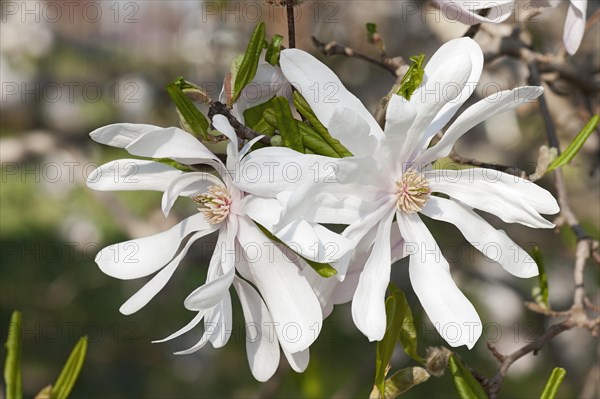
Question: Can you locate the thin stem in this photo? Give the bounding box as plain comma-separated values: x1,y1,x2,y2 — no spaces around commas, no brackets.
208,101,271,146
286,1,295,49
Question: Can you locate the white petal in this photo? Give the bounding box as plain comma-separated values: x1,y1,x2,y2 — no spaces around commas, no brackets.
283,348,310,373
279,49,383,142
564,0,587,55
87,159,183,192
237,216,322,353
421,197,538,278
412,37,484,158
212,114,239,171
161,172,224,217
119,229,211,315
89,123,159,148
425,168,558,228
233,276,281,382
234,63,290,122
327,107,378,156
125,126,220,165
237,147,361,196
351,206,396,341
400,50,475,164
95,213,216,280
398,212,482,349
416,87,544,167
152,311,206,343
208,293,232,348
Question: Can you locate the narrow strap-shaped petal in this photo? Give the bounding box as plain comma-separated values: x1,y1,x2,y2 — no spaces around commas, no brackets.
207,293,232,348
432,0,515,25
564,0,587,55
152,310,206,343
398,212,482,349
87,159,183,192
233,276,281,382
420,197,538,278
283,348,310,373
416,87,544,168
351,205,396,341
425,168,558,228
119,229,215,315
237,216,323,354
89,123,159,148
95,213,215,280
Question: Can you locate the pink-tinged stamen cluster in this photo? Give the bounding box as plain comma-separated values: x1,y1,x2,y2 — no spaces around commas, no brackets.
396,169,431,213
193,185,232,224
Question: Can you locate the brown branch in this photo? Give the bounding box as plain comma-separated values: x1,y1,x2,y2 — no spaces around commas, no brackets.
286,0,295,49
208,101,271,146
449,149,528,177
311,36,402,78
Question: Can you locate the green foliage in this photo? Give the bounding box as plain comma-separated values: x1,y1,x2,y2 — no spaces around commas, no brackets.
4,311,23,399
232,22,267,104
265,34,284,66
540,367,567,399
448,353,487,399
152,158,194,172
546,115,599,173
531,246,549,309
396,54,426,100
366,22,378,41
50,337,88,399
375,284,423,398
272,96,305,152
243,96,278,136
166,77,210,140
293,92,353,157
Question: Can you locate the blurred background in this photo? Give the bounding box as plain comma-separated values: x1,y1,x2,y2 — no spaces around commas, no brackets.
1,0,598,398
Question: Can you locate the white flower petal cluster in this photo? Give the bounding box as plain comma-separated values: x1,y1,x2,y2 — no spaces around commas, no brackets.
88,36,560,379
87,115,354,381
239,37,559,349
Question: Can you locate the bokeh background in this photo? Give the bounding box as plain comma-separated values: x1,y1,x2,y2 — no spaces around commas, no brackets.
1,0,599,398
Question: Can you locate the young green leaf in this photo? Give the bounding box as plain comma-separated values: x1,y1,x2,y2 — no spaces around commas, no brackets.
546,115,599,173
243,96,278,130
50,336,88,399
531,246,549,309
396,54,426,101
540,367,567,399
375,284,423,398
232,22,267,104
4,311,23,399
272,96,305,152
448,353,487,399
293,92,353,157
166,77,210,140
265,34,284,66
369,367,431,399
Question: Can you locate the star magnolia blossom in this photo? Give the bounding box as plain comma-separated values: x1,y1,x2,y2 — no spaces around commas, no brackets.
86,116,353,381
240,37,560,348
431,0,515,25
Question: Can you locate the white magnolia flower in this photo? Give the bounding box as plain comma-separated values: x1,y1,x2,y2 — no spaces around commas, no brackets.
537,0,588,55
86,117,352,380
431,0,515,25
239,37,559,349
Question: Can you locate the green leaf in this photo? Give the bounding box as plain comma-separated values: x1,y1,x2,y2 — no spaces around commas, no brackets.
166,77,210,140
243,96,278,136
396,54,426,101
540,367,566,399
375,285,423,398
531,246,549,309
293,92,353,157
272,96,305,152
448,353,487,399
4,311,23,399
232,22,266,104
547,115,599,173
152,158,194,172
366,22,378,40
369,367,430,399
265,34,284,66
50,336,88,399
254,222,337,278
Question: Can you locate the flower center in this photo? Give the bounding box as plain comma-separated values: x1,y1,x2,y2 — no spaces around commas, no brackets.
395,169,431,213
193,185,232,224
